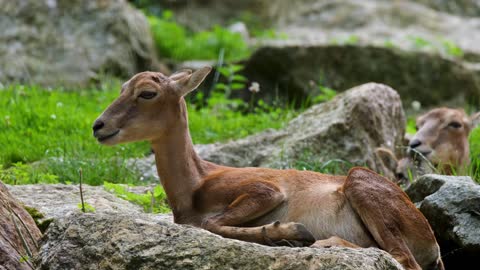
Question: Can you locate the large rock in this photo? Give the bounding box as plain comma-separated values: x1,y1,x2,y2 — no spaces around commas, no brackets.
6,183,401,269
410,0,480,17
134,83,405,180
0,0,158,86
242,44,480,107
0,181,42,270
35,212,402,270
405,174,480,269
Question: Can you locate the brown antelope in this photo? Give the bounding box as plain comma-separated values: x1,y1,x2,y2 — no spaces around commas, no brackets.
377,108,480,184
93,67,444,270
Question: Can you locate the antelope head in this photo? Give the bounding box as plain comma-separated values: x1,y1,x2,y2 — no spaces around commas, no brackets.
92,67,211,145
408,107,480,174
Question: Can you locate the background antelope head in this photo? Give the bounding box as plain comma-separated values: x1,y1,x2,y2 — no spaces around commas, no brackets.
409,107,480,174
92,67,211,145
376,107,480,185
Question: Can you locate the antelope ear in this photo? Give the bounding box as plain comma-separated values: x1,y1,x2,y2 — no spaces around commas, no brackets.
470,112,480,130
172,66,212,96
169,69,192,81
374,147,399,173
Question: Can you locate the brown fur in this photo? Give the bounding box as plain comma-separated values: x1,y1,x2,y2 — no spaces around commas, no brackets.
93,67,443,270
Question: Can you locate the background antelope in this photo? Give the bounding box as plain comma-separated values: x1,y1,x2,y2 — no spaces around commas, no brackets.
93,67,443,270
377,108,480,184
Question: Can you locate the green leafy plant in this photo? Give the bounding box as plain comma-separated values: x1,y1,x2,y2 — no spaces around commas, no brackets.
0,163,59,185
383,39,396,49
19,255,30,263
406,117,417,135
409,36,432,49
344,35,360,45
312,86,337,103
215,64,248,98
440,39,464,58
104,182,170,213
77,202,96,213
24,206,52,233
468,126,480,183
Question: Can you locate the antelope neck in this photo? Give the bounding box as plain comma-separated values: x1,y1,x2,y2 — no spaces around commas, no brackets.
150,100,208,216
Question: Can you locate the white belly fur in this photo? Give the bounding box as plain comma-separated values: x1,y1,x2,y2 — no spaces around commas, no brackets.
286,183,377,247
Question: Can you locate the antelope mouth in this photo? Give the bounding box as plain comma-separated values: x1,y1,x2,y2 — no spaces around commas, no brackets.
409,149,432,159
97,130,120,143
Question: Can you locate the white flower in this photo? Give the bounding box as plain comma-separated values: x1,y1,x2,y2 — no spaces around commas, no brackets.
50,114,57,119
248,82,260,93
411,100,421,111
56,102,63,107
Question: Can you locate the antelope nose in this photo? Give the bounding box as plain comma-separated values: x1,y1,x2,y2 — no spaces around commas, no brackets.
92,120,105,133
409,139,422,149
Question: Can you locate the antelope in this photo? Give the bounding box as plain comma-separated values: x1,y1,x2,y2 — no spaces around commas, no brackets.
376,108,480,184
93,67,444,270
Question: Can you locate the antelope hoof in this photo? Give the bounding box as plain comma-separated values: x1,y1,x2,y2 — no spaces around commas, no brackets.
262,222,315,247
291,222,316,246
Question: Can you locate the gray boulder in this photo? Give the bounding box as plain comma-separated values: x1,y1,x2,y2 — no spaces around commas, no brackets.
411,0,480,17
6,183,401,269
35,212,402,270
0,181,42,270
242,44,480,107
0,0,158,86
405,174,480,269
134,83,405,180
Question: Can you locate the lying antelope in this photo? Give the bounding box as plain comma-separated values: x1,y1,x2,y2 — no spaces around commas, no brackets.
377,107,480,184
93,67,443,270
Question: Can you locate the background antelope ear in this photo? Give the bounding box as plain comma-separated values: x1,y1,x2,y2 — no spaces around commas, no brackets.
470,112,480,129
172,66,212,96
374,147,399,173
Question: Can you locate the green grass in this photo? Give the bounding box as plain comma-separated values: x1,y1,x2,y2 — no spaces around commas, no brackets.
0,83,297,186
291,149,353,175
103,182,170,213
469,126,480,182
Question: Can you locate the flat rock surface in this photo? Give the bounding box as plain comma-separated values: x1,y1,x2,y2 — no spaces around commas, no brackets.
6,184,145,221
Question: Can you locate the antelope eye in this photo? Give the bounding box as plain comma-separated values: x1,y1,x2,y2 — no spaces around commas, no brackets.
139,91,157,99
448,121,462,128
